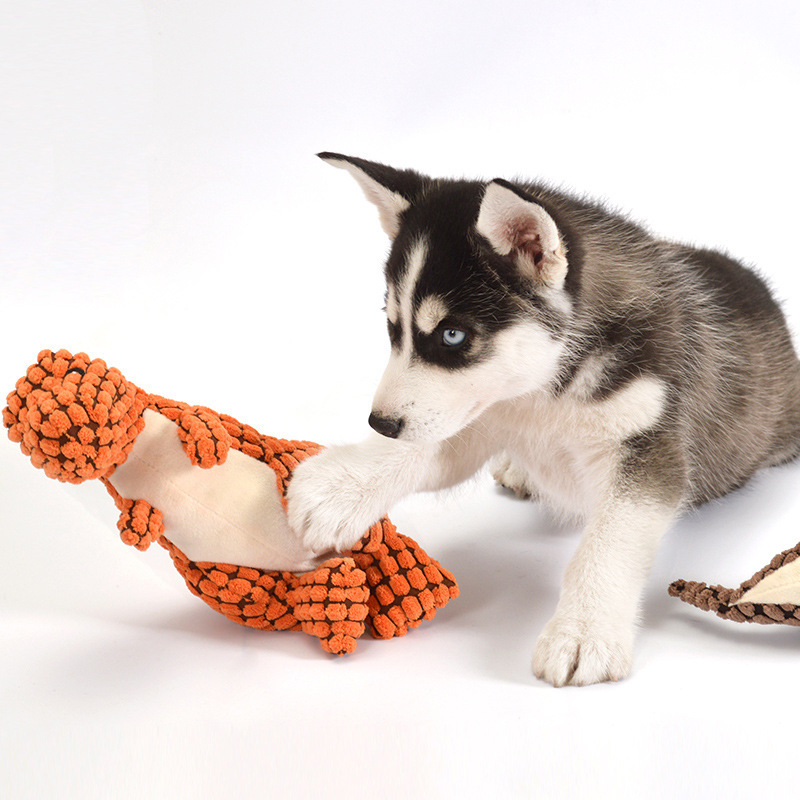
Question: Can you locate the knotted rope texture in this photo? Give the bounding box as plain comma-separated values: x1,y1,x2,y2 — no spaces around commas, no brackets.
669,543,800,626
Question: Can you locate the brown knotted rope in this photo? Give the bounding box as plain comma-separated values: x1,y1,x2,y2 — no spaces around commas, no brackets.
669,542,800,626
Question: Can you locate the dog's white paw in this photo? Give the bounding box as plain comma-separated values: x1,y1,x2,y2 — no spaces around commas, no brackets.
532,615,633,687
491,454,535,500
286,445,386,556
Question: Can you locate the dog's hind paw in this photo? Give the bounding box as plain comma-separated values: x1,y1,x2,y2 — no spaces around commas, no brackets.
491,454,536,500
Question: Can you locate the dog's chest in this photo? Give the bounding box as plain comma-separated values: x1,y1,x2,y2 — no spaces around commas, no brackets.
511,417,617,519
495,375,667,517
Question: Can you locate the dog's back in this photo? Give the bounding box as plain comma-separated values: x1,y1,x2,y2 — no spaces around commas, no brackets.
669,244,800,498
526,182,800,506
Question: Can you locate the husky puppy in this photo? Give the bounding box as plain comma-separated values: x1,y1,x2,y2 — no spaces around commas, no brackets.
287,153,800,686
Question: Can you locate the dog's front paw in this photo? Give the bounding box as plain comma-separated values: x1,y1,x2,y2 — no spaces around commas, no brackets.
532,615,633,687
286,445,387,556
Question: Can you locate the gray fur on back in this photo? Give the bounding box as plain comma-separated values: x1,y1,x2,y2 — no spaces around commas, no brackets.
531,183,800,506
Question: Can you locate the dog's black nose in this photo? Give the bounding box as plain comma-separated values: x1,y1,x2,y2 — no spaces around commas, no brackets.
368,412,404,438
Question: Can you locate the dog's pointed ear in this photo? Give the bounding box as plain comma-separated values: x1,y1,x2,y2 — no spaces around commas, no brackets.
317,152,426,239
476,179,568,289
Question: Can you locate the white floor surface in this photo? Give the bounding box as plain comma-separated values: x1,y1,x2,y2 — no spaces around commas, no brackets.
2,2,799,797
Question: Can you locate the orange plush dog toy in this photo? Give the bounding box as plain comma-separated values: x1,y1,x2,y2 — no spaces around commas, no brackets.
4,349,459,655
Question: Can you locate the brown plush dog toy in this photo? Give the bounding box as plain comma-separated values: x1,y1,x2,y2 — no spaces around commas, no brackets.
670,542,800,626
4,349,459,655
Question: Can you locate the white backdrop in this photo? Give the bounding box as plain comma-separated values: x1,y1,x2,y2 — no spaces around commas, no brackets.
2,1,799,797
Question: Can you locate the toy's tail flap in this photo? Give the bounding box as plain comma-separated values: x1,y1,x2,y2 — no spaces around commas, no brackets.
348,518,460,639
669,541,800,626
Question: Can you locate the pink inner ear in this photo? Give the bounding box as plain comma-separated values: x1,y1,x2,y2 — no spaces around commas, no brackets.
507,216,544,267
518,232,544,266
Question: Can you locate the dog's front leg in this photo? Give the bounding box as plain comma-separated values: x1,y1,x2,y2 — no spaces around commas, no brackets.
287,427,495,556
532,488,678,687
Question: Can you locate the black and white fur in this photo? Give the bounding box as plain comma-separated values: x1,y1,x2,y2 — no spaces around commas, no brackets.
287,153,800,686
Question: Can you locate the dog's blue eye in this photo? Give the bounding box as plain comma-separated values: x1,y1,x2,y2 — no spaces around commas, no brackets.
442,329,467,347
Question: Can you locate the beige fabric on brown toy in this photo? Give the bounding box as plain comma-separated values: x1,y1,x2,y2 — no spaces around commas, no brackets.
669,541,800,625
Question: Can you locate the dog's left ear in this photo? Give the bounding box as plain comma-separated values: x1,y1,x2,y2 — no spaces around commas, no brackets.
476,180,568,290
318,152,426,239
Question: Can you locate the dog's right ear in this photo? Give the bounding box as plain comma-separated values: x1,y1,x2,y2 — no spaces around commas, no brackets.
317,153,426,239
476,179,568,290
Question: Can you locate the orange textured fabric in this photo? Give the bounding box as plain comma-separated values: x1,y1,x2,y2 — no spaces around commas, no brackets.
350,519,459,638
5,349,459,655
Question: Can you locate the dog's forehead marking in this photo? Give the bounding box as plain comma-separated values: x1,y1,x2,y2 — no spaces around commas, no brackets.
386,286,399,325
397,237,429,352
415,295,448,335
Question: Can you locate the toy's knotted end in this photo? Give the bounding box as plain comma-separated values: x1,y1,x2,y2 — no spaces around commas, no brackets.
117,499,164,551
668,578,752,621
669,579,733,608
287,558,370,655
